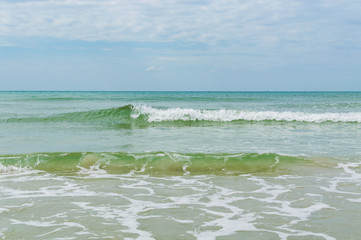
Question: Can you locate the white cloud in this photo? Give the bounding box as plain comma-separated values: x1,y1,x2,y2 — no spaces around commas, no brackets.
0,37,15,47
145,66,155,72
0,0,360,52
0,43,14,47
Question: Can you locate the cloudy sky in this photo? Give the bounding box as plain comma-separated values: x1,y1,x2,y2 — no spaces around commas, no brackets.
0,0,360,91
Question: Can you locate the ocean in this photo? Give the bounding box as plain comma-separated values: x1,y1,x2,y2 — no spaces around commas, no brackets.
0,91,360,239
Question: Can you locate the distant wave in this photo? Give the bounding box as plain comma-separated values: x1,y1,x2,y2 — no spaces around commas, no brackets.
3,104,361,125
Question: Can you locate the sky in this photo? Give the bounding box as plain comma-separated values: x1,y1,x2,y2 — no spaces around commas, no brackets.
0,0,360,91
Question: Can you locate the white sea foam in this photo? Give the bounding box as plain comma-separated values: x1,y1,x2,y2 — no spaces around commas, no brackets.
321,161,361,197
0,163,29,174
131,105,361,123
10,219,60,227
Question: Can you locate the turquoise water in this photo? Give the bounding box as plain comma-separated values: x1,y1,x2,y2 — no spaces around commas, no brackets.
1,91,361,155
1,91,361,239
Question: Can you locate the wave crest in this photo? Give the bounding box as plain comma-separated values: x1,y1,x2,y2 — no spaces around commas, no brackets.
132,105,361,123
0,152,311,175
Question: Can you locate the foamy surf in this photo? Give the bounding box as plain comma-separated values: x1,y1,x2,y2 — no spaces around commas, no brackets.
131,105,361,123
1,160,356,240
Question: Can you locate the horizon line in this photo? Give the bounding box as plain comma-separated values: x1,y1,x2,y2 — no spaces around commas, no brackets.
1,90,361,93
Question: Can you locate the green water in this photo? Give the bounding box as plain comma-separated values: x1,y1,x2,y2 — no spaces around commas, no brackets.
1,91,361,239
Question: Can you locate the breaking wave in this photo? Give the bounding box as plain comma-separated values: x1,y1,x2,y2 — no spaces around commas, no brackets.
131,105,361,123
3,105,361,125
0,152,337,175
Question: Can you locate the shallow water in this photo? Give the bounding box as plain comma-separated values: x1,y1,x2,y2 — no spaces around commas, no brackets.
1,91,361,239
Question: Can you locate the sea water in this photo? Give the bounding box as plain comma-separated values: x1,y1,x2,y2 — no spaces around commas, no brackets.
0,91,360,239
